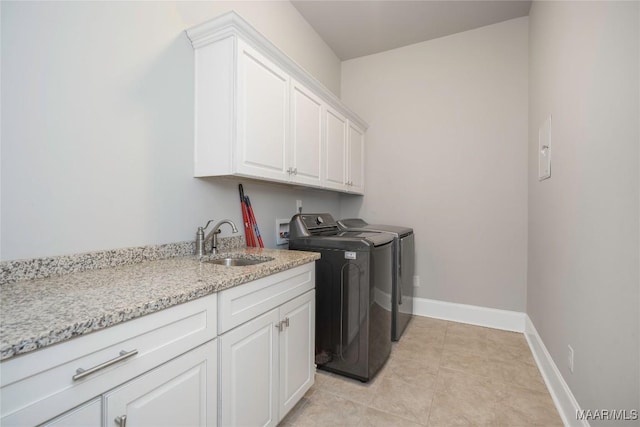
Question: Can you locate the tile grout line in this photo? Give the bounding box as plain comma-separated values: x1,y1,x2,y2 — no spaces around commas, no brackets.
424,321,456,427
424,321,452,426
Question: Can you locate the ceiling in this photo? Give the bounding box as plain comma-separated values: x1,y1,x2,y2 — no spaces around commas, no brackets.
291,1,531,60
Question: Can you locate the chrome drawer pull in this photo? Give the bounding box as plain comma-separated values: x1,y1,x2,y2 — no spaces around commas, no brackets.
72,349,138,381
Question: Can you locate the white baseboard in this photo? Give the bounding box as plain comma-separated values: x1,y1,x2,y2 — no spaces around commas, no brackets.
412,298,585,426
524,315,588,427
412,296,526,332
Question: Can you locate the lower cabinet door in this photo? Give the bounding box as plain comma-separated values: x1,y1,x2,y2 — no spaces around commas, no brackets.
219,309,280,427
103,339,217,427
279,290,315,419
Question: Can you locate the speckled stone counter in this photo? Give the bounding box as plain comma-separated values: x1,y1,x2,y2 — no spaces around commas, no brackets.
0,247,320,361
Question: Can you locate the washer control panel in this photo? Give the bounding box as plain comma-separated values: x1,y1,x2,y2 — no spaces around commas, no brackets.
288,213,338,238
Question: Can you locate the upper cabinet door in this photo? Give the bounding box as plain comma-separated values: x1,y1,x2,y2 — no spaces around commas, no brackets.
290,80,323,187
347,122,365,195
324,107,347,191
236,40,290,181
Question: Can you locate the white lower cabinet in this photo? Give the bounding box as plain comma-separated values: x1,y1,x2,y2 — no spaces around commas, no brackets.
219,308,280,427
0,294,217,427
104,339,217,427
278,291,315,416
42,340,218,427
217,262,316,427
219,290,315,427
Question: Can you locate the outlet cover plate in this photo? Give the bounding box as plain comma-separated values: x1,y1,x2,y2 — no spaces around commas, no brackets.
276,219,290,245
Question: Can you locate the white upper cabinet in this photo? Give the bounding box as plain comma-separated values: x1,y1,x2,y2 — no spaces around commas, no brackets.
323,107,365,195
236,41,290,181
347,121,365,194
186,11,367,194
290,79,323,187
324,107,347,191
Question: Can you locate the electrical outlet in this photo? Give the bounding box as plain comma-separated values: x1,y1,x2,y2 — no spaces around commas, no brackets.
413,275,420,288
568,345,574,373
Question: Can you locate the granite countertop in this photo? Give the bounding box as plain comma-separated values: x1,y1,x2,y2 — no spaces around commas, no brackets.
0,248,320,361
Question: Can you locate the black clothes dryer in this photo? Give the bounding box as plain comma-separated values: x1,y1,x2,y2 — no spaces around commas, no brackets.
338,218,415,342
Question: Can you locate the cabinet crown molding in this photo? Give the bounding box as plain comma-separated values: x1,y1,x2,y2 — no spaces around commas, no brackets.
185,11,368,130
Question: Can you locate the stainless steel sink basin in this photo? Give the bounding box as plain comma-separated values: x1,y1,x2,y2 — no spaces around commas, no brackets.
205,256,273,267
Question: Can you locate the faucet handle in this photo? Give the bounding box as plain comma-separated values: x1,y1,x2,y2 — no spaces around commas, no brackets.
201,219,216,230
196,220,217,258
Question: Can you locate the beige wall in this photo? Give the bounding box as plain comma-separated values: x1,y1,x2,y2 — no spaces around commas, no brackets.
0,1,341,260
340,17,529,311
528,0,639,419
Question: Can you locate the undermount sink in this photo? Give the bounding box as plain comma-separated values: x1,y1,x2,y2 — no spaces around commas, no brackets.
205,256,273,267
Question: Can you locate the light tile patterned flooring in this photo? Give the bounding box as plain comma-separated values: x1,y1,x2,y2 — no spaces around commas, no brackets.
280,316,562,426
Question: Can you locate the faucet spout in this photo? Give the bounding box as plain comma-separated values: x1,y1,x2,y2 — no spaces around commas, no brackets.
206,219,238,255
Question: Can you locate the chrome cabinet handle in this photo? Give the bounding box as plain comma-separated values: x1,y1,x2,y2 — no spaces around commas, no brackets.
115,415,127,427
275,318,290,331
73,349,138,381
398,242,403,305
293,168,298,175
339,267,345,360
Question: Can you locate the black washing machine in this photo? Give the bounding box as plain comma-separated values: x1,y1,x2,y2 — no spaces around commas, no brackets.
288,213,394,382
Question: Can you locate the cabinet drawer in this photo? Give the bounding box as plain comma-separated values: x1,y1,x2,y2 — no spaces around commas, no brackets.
0,294,217,426
218,263,315,334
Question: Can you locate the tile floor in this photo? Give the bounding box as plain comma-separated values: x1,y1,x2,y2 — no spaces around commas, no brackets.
280,316,563,426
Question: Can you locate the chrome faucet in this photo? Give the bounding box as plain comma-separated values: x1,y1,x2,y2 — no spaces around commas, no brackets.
195,219,239,257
